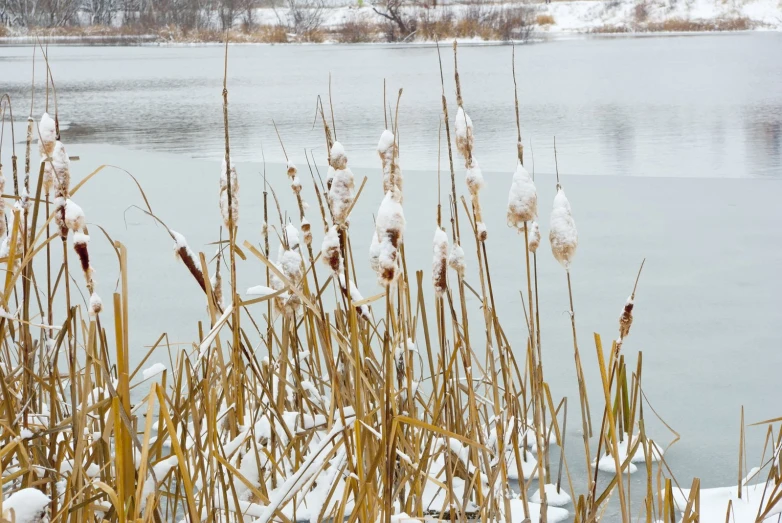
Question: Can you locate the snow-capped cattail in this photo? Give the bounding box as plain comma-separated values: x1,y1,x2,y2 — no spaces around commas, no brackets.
89,292,103,316
339,273,371,321
73,231,91,274
52,141,71,238
549,188,578,270
454,107,474,162
321,225,341,274
369,230,380,274
277,248,303,316
286,159,297,179
285,223,300,253
507,161,537,231
528,221,541,253
465,157,484,196
375,188,405,286
432,227,448,296
219,158,239,229
476,222,487,242
64,200,85,233
377,129,402,195
301,218,312,246
38,113,57,158
171,230,206,292
448,243,466,276
327,142,354,226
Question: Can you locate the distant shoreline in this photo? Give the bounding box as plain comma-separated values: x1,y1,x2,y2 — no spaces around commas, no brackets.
2,0,779,46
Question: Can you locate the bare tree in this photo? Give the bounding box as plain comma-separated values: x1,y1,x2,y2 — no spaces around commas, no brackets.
274,0,324,38
372,0,415,40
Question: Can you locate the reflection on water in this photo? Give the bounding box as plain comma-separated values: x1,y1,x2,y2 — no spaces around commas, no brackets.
1,33,781,178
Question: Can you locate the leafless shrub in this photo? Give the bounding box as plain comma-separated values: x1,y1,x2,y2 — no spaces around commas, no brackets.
337,16,377,42
276,0,325,37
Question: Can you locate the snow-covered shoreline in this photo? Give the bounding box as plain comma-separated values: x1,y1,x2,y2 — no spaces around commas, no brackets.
1,0,780,45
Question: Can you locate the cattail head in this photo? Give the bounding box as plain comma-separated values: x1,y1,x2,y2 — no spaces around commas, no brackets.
64,199,86,233
301,218,312,246
454,106,474,161
448,243,466,276
73,231,91,273
52,141,70,200
286,159,297,178
377,129,402,194
291,176,302,194
507,161,538,230
261,220,268,239
476,221,487,242
219,158,239,228
549,188,578,270
375,188,405,286
328,165,354,226
465,157,484,196
321,225,341,274
369,230,380,274
330,141,347,170
528,221,541,253
171,230,206,292
432,227,448,296
89,292,103,316
42,162,55,196
618,296,634,342
339,273,371,321
39,113,57,157
285,223,300,253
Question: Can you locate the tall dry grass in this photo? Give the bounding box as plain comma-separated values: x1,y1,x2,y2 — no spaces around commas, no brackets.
0,40,780,523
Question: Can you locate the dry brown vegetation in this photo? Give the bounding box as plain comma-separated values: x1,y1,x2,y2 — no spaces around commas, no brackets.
1,39,781,523
536,14,556,26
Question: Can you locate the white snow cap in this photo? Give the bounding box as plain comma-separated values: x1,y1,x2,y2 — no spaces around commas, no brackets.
286,158,297,176
73,231,90,245
330,141,347,170
52,141,69,186
2,488,50,523
38,113,57,155
454,106,474,160
507,161,538,229
285,223,300,252
377,129,395,155
328,166,355,225
89,292,103,316
246,285,277,297
549,188,578,270
64,200,86,233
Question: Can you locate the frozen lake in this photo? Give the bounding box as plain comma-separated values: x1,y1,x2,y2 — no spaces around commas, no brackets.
1,33,781,510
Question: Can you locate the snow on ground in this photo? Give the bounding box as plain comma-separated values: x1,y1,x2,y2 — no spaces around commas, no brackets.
671,481,782,521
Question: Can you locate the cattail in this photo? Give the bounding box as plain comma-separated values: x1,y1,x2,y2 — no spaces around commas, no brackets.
73,231,91,274
549,188,578,270
377,129,402,195
171,230,206,292
375,188,405,286
528,221,541,253
448,243,466,276
261,220,268,239
219,158,239,228
321,225,341,274
64,200,85,233
52,141,71,238
301,218,312,246
476,221,487,242
432,227,448,296
327,142,354,225
618,296,634,343
278,248,303,316
507,161,538,230
38,113,56,157
285,223,300,252
211,248,224,310
465,157,484,197
286,159,297,178
369,230,380,274
89,292,103,316
454,106,474,162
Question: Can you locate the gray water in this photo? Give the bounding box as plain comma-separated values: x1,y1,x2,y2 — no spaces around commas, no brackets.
1,34,781,512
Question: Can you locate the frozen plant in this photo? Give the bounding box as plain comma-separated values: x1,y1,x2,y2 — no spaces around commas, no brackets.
549,188,578,270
